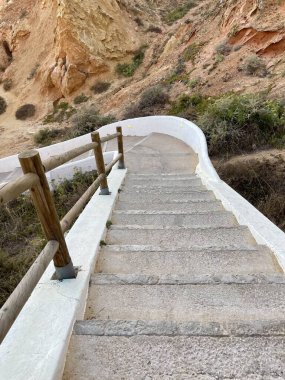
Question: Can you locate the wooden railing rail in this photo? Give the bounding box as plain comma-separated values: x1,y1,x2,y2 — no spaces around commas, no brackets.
60,174,104,233
0,173,40,205
100,132,121,143
0,127,125,343
0,241,59,343
43,142,98,173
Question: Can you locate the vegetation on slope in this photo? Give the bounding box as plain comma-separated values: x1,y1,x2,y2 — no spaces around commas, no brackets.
169,93,285,156
0,170,97,307
216,155,285,232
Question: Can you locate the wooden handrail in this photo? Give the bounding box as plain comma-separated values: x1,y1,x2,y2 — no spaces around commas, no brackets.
116,126,125,169
91,131,110,195
43,142,98,172
0,173,39,205
105,153,123,173
100,132,121,143
0,127,125,342
0,240,59,343
19,150,76,280
60,174,103,233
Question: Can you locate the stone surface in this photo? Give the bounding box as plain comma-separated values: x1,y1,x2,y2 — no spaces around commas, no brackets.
86,283,285,321
118,190,216,202
97,246,280,276
63,133,285,379
91,273,285,285
116,200,224,212
63,335,285,380
106,226,256,249
74,319,285,337
111,210,237,227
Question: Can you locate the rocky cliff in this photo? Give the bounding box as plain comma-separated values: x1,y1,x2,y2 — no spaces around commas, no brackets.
0,0,285,155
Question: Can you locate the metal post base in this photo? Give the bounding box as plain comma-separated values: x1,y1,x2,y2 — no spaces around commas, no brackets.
55,261,76,280
100,187,111,195
118,162,126,169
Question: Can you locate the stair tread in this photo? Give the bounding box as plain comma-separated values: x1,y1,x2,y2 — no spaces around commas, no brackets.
97,246,280,275
63,335,285,380
86,283,285,322
106,225,257,249
74,318,285,337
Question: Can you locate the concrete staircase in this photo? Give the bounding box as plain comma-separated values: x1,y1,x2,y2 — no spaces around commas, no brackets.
63,134,285,379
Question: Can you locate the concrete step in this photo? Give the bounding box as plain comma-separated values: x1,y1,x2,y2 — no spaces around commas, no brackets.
118,190,216,202
86,282,285,322
92,273,285,285
115,200,224,212
63,335,285,379
74,318,285,337
96,246,281,275
123,177,203,187
127,173,199,178
106,226,256,249
111,210,237,227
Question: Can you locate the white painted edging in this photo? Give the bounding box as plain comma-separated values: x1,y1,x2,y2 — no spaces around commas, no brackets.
0,165,127,380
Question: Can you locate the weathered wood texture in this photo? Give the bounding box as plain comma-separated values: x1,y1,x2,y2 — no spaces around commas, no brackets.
100,132,121,143
43,142,97,172
91,132,109,193
0,173,39,205
116,126,125,169
18,150,75,271
0,240,59,343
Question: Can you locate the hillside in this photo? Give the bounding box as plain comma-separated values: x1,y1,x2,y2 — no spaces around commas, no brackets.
0,0,285,156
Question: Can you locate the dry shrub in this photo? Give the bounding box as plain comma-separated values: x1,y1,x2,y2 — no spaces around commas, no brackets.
91,82,111,94
216,155,285,231
124,86,169,118
15,104,36,120
0,96,7,115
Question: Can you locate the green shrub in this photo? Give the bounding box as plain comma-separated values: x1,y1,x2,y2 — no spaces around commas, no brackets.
169,93,209,119
15,104,36,120
182,43,203,64
71,106,116,137
73,93,89,104
0,96,7,115
124,86,169,118
243,55,268,77
116,46,146,77
43,102,76,124
91,81,111,94
163,1,197,24
34,128,62,146
215,42,232,55
198,94,285,155
3,79,12,91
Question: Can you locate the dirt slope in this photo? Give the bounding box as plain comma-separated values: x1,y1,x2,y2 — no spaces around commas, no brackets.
0,0,285,156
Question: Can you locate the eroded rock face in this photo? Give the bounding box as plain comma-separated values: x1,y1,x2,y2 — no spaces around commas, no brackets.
0,0,143,98
49,0,142,96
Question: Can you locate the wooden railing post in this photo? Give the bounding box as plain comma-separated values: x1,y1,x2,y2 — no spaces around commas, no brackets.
116,126,125,169
91,131,110,195
18,150,76,280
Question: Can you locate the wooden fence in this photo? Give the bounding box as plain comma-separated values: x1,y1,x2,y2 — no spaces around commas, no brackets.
0,126,125,343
